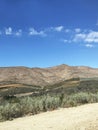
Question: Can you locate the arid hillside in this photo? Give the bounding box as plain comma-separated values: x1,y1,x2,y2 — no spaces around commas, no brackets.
0,64,98,97
0,64,98,86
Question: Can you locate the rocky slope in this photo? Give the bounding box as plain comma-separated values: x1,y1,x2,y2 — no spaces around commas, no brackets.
0,64,98,86
0,64,98,97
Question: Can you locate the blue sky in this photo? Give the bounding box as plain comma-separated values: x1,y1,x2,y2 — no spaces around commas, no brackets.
0,0,98,68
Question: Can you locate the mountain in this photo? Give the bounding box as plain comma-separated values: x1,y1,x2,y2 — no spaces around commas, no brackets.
0,64,98,97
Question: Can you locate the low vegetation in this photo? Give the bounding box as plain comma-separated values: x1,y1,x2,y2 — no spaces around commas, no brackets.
0,78,98,121
0,92,98,121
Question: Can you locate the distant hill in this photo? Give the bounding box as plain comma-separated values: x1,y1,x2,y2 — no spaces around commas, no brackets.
0,64,98,97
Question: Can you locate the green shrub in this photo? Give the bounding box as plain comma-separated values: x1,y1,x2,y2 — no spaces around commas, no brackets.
0,92,98,122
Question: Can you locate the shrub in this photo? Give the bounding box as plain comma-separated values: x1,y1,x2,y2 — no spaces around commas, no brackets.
0,92,98,122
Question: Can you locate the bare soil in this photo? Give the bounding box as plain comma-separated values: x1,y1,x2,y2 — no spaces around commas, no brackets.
0,103,98,130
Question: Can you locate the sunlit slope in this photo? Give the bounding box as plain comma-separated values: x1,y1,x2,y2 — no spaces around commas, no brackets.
0,64,98,97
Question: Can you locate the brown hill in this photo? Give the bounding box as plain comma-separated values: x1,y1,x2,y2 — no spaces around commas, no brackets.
0,64,98,86
0,64,98,97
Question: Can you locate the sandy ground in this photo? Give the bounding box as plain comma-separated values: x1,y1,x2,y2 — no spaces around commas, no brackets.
0,103,98,130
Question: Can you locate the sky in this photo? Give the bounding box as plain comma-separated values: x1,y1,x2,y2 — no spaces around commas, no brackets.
0,0,98,68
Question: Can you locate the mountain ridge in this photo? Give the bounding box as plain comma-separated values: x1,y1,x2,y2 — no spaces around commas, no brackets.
0,64,98,87
0,64,98,97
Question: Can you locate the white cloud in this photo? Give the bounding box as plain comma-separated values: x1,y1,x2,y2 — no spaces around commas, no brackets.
73,33,86,42
75,28,81,33
5,27,12,35
44,26,64,33
15,29,22,36
4,27,22,37
54,26,64,32
85,31,98,43
29,28,46,36
85,44,94,48
1,26,98,48
73,31,98,43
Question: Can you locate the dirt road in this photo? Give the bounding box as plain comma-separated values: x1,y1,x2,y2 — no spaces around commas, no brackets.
0,103,98,130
